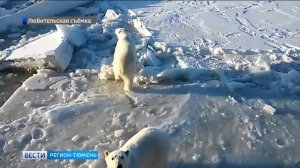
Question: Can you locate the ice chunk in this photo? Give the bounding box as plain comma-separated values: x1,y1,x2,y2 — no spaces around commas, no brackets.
192,154,201,161
87,23,106,41
132,18,152,37
157,68,184,81
3,31,74,71
56,25,87,47
247,54,273,73
98,64,114,80
114,129,124,138
88,23,103,34
141,49,162,67
71,135,80,142
102,9,120,23
262,104,276,115
255,55,271,71
282,49,294,63
153,41,168,53
134,67,159,84
24,101,33,108
212,47,224,55
282,55,293,63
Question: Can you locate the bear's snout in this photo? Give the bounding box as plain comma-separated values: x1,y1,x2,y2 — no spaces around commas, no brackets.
117,164,122,168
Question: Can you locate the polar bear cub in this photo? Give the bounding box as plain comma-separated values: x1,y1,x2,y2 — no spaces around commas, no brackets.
105,127,170,168
113,28,137,92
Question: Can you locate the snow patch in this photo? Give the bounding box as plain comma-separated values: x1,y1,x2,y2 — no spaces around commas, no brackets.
114,129,124,138
262,104,276,115
102,9,120,23
98,64,114,80
153,41,168,53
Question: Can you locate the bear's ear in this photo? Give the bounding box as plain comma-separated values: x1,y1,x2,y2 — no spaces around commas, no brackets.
104,150,109,157
125,150,130,156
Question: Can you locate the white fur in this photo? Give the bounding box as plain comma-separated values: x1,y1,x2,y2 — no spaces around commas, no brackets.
105,127,170,168
113,28,137,92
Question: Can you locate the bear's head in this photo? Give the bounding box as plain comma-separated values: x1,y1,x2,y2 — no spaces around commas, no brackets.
115,28,129,39
104,150,130,168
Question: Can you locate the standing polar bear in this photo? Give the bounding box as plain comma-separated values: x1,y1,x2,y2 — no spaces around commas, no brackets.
105,127,170,168
113,28,137,92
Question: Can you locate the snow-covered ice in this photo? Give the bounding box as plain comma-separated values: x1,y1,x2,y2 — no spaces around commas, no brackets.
0,1,93,33
56,25,87,47
1,30,74,71
1,70,300,167
0,1,300,168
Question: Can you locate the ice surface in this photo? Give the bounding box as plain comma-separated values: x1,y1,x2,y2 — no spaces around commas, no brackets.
1,71,299,167
119,1,300,52
0,1,300,168
0,1,93,33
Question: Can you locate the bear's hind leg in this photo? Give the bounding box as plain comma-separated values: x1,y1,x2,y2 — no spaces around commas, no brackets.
115,74,121,81
122,75,133,92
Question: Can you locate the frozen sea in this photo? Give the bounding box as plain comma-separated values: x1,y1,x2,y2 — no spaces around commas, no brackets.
0,1,300,168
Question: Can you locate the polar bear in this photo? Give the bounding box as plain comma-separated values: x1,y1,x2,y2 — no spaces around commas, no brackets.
104,127,170,168
113,28,137,92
